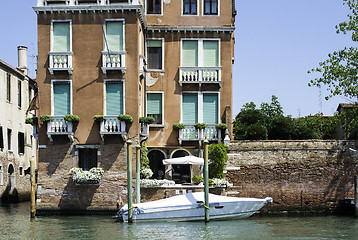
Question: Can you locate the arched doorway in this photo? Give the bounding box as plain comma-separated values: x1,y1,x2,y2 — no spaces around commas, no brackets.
171,150,191,184
7,163,15,190
147,150,166,179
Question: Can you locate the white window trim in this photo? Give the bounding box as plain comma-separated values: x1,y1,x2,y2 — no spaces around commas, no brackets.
103,19,126,52
146,91,164,127
202,0,220,16
180,91,220,124
146,38,165,71
103,79,126,116
180,38,221,67
181,0,199,16
50,20,72,52
146,0,163,16
51,80,73,116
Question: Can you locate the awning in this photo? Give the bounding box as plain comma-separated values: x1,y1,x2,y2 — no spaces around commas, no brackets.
162,156,204,165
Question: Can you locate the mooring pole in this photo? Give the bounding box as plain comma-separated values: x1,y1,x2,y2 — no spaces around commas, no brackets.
203,139,210,222
135,144,141,204
30,157,36,218
354,176,358,218
126,140,133,223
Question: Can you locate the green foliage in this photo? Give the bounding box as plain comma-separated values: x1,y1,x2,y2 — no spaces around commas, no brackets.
40,115,52,122
215,123,227,129
64,114,80,122
93,115,104,122
117,114,134,123
194,123,207,129
308,0,358,100
267,115,293,140
335,106,358,139
191,175,203,184
260,95,283,118
141,141,150,169
173,123,185,129
25,117,38,126
208,143,228,179
139,117,155,124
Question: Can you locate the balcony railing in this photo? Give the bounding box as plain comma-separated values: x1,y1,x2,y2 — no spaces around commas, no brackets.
179,67,221,86
100,116,126,140
38,0,142,6
102,51,126,74
47,116,73,141
178,124,221,145
49,52,72,74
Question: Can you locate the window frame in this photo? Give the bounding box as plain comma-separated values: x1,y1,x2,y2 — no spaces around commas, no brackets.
18,132,25,155
50,20,72,52
180,38,221,67
146,91,164,127
146,0,163,15
182,0,198,16
104,79,126,116
6,73,11,102
180,91,220,124
18,80,22,109
51,80,73,116
104,19,126,52
7,129,12,151
146,38,164,71
202,0,220,16
78,148,98,171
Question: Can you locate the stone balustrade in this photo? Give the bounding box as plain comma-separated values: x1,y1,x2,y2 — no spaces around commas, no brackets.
100,116,126,140
49,52,72,74
47,116,73,141
179,67,221,85
178,124,221,144
37,0,142,6
101,51,126,74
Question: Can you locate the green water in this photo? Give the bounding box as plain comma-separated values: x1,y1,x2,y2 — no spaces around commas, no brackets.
1,202,357,240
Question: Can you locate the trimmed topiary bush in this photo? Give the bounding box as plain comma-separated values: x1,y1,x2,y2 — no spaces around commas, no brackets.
93,115,104,122
118,114,134,123
194,123,207,129
64,114,80,122
173,123,185,130
139,117,155,124
40,115,52,122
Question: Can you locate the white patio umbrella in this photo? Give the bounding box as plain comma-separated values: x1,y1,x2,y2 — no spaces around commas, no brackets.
162,156,204,165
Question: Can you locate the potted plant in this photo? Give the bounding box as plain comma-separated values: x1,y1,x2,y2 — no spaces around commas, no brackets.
139,117,155,124
69,167,104,184
194,123,207,129
93,115,104,122
191,175,203,185
173,123,185,130
64,114,80,122
40,115,52,122
117,114,134,123
25,117,38,126
216,123,227,130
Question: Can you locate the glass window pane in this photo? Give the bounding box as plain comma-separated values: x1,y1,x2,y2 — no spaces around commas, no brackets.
203,94,218,124
182,41,198,67
106,21,123,51
203,41,219,67
182,95,198,124
106,82,123,116
53,22,70,52
53,83,70,116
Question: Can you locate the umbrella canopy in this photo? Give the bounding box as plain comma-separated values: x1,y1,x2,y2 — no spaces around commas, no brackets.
162,156,204,165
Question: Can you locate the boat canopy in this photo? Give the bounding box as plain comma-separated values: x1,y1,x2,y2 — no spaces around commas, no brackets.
162,156,204,165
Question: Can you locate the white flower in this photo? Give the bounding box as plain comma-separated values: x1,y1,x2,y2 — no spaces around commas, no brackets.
212,178,229,187
70,167,104,184
140,179,166,187
140,168,153,179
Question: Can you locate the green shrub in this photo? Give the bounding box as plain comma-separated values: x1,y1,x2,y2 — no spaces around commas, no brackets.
192,175,203,184
216,123,227,129
40,115,52,122
118,114,134,123
141,141,150,169
25,117,38,126
64,114,80,122
194,123,207,129
93,115,104,122
139,117,155,124
173,123,185,129
208,143,228,179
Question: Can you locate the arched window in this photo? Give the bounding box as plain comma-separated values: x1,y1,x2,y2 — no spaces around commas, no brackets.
147,150,166,179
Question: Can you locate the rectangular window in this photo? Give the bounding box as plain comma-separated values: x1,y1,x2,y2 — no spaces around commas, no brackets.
53,22,70,52
79,148,98,171
6,73,11,102
7,129,12,151
0,126,3,150
18,80,22,108
147,40,163,70
0,164,3,186
203,41,219,67
182,41,198,67
203,94,218,124
181,39,219,67
18,132,25,154
147,0,161,14
147,93,163,125
106,81,123,116
183,0,197,15
106,21,124,51
53,82,71,116
204,0,218,15
182,95,198,124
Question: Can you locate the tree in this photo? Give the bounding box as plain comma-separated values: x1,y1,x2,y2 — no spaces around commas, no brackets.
336,106,358,139
208,143,228,179
308,0,358,101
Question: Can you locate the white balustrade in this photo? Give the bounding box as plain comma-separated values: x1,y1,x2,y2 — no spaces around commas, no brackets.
179,67,221,85
102,51,126,74
100,116,126,140
41,0,140,5
49,52,72,74
46,117,73,141
179,124,221,144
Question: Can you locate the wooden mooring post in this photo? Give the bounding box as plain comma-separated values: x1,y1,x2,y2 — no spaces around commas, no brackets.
135,144,141,204
355,176,358,218
126,140,133,223
203,139,209,222
30,157,36,218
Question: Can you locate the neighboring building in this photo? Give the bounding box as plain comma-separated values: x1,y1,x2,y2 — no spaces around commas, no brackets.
33,0,235,211
0,46,37,202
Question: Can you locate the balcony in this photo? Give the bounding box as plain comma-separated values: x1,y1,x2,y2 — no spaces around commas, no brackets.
47,116,73,141
49,52,72,74
179,67,221,86
102,51,126,74
100,116,126,140
38,0,143,6
178,124,221,145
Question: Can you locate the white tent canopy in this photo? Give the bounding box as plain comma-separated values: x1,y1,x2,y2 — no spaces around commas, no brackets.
162,156,204,165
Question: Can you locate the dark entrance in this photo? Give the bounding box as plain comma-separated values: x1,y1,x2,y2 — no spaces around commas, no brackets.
79,148,98,170
148,150,165,179
171,150,191,184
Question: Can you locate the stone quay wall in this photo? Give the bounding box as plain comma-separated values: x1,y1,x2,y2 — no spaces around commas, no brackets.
226,140,358,214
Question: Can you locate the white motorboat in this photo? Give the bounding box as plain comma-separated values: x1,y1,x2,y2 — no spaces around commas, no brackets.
115,192,272,222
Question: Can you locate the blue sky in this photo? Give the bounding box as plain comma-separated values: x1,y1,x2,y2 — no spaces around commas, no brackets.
0,1,353,117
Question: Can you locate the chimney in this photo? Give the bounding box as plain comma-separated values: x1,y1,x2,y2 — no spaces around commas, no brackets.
18,46,28,76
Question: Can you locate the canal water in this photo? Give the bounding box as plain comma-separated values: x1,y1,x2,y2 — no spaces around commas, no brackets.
1,202,357,240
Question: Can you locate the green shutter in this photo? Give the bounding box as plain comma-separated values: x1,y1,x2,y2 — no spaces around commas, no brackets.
203,41,218,67
147,40,162,48
182,41,198,67
106,21,123,51
53,83,70,116
106,82,123,115
182,95,198,124
203,94,218,124
53,22,70,52
147,93,162,114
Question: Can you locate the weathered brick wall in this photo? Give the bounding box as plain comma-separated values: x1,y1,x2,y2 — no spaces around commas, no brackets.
226,140,358,213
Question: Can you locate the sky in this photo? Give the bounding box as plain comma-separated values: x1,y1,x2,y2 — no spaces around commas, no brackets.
0,1,354,118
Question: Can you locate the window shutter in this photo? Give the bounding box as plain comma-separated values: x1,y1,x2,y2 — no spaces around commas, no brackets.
106,82,123,116
106,21,123,51
203,41,218,67
53,83,70,116
182,95,198,124
53,22,70,52
182,41,198,67
147,93,162,115
203,94,218,124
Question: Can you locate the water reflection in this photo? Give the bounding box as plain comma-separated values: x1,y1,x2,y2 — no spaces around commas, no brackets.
1,202,357,240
